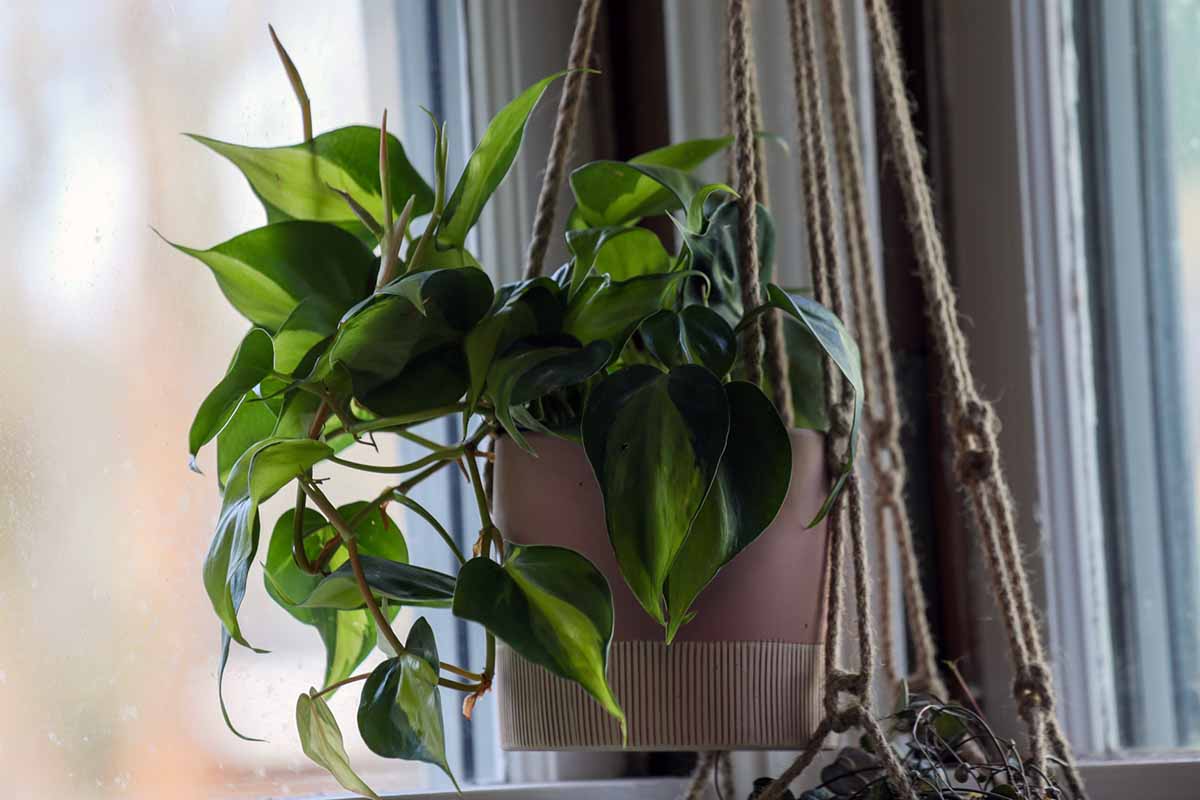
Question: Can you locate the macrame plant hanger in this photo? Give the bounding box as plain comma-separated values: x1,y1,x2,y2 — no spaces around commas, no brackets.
513,1,1087,799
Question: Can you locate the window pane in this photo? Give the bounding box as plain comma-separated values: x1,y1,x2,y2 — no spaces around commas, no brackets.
0,3,465,796
1080,0,1200,752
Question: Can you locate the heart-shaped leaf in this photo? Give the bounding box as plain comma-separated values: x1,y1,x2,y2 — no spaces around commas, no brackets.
581,364,730,622
742,284,863,524
189,328,274,463
452,544,625,734
264,501,408,687
569,136,733,227
204,437,332,648
273,297,340,376
165,221,377,332
188,126,432,243
296,690,381,800
439,72,567,247
464,278,563,415
640,306,737,378
300,555,456,610
486,340,612,451
330,267,493,396
563,271,694,354
565,226,674,297
682,199,775,328
664,381,791,641
357,618,456,787
215,391,278,489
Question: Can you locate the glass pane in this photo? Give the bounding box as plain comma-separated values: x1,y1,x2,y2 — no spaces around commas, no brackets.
0,3,460,796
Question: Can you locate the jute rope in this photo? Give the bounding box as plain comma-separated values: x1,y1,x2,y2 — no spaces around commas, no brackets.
863,0,1085,795
729,0,766,388
523,0,603,279
818,0,945,699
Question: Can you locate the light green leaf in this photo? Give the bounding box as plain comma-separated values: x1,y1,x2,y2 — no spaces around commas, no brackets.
215,392,278,489
581,365,730,622
563,271,694,354
357,618,456,787
453,544,625,734
264,502,407,687
273,297,339,376
439,72,567,247
569,136,733,227
203,437,332,648
300,555,456,610
189,126,432,243
742,284,864,524
296,690,382,800
565,226,674,296
640,306,737,377
664,382,791,641
165,221,377,332
189,328,274,463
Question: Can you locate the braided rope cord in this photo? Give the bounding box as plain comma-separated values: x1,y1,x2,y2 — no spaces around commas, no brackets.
523,0,603,279
818,0,945,699
863,0,1085,795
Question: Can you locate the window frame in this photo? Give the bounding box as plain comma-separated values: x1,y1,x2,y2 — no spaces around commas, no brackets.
939,0,1200,795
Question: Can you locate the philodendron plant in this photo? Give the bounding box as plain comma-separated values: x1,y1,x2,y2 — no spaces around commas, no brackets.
172,34,862,796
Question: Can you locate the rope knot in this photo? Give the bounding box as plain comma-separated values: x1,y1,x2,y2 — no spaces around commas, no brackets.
830,705,864,733
957,448,994,484
1013,663,1054,715
956,399,995,441
875,470,900,499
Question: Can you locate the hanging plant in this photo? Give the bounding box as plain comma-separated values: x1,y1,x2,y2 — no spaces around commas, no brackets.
165,30,863,792
749,690,1068,800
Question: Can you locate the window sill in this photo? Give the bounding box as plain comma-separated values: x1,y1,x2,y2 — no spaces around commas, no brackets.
383,778,689,800
1078,756,1200,800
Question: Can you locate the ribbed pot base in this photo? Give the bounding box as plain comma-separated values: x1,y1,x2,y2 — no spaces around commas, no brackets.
497,640,824,751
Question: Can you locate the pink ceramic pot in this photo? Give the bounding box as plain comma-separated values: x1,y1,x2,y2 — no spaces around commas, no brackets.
492,430,830,750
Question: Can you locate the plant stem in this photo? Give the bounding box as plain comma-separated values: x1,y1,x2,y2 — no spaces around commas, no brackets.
440,662,484,682
312,534,343,573
314,672,370,698
390,491,467,565
329,445,463,475
292,401,333,575
397,428,445,451
438,677,484,693
345,404,467,436
464,451,498,677
301,479,406,656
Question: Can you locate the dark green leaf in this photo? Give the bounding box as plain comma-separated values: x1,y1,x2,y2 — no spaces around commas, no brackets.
569,136,733,227
563,271,694,354
301,555,456,610
188,126,432,243
297,690,382,800
486,340,612,451
330,267,492,395
189,328,274,463
464,278,563,415
581,365,730,622
682,199,775,328
439,72,567,247
203,437,332,648
356,345,469,418
664,382,791,641
165,221,377,332
743,285,864,524
357,618,456,786
640,306,737,377
453,544,625,733
771,319,829,432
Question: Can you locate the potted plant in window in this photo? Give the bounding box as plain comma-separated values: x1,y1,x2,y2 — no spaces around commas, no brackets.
165,34,862,795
